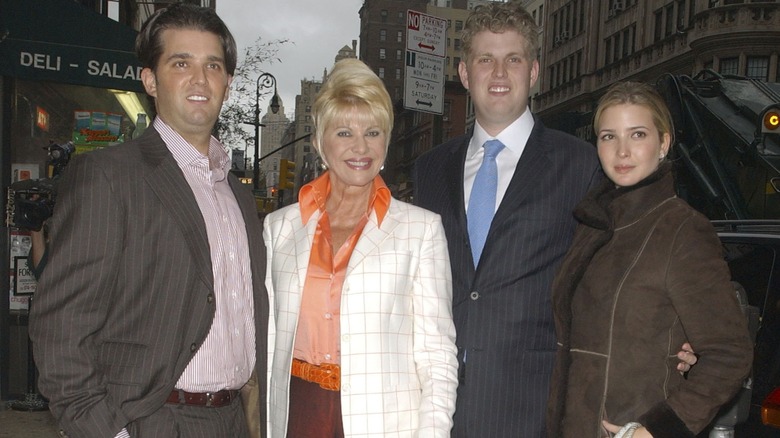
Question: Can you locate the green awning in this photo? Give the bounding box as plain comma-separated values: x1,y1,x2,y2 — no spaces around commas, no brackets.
0,0,143,92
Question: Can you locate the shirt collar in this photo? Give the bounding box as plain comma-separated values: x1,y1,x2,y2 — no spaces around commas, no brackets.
153,117,230,179
299,171,391,226
468,108,535,158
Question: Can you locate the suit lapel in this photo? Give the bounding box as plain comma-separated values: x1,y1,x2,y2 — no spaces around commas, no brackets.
446,138,470,234
490,122,550,233
294,209,318,294
347,204,398,275
140,130,214,288
446,138,479,277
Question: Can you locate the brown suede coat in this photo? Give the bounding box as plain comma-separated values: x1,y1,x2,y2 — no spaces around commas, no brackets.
547,164,753,438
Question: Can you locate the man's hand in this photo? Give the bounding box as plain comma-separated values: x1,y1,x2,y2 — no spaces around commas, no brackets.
677,342,697,374
603,421,653,438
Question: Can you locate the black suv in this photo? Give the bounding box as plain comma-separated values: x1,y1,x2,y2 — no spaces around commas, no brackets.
712,221,780,437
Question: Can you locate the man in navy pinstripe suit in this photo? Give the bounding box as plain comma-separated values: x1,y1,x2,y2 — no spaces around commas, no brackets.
29,4,267,438
414,3,600,437
415,3,699,437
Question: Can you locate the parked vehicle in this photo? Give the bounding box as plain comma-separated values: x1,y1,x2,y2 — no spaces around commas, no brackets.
709,221,780,437
656,70,780,220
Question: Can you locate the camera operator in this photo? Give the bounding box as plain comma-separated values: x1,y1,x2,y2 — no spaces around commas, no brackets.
6,141,74,280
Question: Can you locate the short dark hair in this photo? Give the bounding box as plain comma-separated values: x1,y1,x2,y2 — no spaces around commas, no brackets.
135,3,237,75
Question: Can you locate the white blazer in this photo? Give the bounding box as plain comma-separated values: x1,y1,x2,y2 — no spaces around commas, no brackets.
264,197,458,438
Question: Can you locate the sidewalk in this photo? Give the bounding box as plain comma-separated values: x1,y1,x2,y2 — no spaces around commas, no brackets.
0,401,60,438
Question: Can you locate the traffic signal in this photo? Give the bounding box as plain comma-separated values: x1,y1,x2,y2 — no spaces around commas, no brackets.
279,159,296,190
761,104,780,134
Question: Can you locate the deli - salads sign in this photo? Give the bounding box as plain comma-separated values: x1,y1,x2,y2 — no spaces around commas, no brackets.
0,0,144,92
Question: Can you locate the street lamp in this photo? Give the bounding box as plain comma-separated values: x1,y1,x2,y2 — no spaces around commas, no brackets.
247,72,280,191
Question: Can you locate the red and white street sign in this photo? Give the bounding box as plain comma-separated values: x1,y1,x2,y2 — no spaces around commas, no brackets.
406,11,446,58
405,10,446,114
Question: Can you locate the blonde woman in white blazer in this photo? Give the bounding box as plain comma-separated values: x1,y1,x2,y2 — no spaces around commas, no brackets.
264,59,458,438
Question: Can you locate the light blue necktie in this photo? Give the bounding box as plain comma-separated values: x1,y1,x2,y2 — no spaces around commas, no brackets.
467,139,505,266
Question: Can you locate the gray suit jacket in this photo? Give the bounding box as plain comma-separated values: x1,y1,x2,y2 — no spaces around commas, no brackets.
414,118,602,438
29,127,268,438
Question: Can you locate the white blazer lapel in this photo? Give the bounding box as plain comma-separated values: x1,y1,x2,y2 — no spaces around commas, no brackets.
294,209,320,292
347,206,399,275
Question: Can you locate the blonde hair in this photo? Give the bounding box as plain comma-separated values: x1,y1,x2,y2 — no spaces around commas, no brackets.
312,59,393,165
594,81,674,147
461,1,539,62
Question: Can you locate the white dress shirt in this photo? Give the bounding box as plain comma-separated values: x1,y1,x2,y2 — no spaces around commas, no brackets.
463,108,535,212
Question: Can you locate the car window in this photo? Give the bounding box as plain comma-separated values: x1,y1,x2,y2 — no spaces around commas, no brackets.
722,240,780,407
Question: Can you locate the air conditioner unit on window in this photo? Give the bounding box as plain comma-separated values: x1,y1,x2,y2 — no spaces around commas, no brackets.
613,1,624,11
608,8,616,18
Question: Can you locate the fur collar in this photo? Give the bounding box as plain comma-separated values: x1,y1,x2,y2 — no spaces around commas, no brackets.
574,161,674,231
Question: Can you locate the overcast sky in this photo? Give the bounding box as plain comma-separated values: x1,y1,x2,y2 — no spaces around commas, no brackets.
217,0,364,118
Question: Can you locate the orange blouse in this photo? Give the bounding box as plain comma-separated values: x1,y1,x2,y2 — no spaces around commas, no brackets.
293,171,390,365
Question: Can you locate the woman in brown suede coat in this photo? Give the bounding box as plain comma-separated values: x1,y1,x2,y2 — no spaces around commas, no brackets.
547,82,753,438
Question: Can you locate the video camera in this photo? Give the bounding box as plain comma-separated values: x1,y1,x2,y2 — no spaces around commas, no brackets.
6,141,75,231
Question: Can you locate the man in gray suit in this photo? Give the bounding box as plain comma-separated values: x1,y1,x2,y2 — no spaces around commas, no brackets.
29,4,267,438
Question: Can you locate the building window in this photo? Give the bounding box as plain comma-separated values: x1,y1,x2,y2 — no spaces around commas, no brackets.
380,29,386,42
622,28,631,58
379,48,386,59
746,57,769,80
378,67,385,78
676,0,686,30
380,9,387,23
395,68,401,80
455,20,463,32
720,57,739,76
304,125,311,133
576,51,582,78
305,105,311,112
454,39,462,51
454,56,461,67
397,31,403,43
665,4,674,37
654,9,663,42
398,11,404,22
396,49,402,60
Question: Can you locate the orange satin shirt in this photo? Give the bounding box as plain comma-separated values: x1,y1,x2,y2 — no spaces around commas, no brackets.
294,172,390,366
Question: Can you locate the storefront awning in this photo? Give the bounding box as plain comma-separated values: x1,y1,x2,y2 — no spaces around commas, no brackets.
0,0,143,92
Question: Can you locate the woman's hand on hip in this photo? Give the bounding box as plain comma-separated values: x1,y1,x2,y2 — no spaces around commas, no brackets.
603,420,653,438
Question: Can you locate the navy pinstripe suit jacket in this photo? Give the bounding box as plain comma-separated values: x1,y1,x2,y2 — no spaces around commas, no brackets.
414,118,601,438
29,127,268,438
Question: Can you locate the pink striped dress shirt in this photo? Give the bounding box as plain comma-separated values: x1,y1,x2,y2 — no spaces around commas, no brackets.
155,118,255,392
